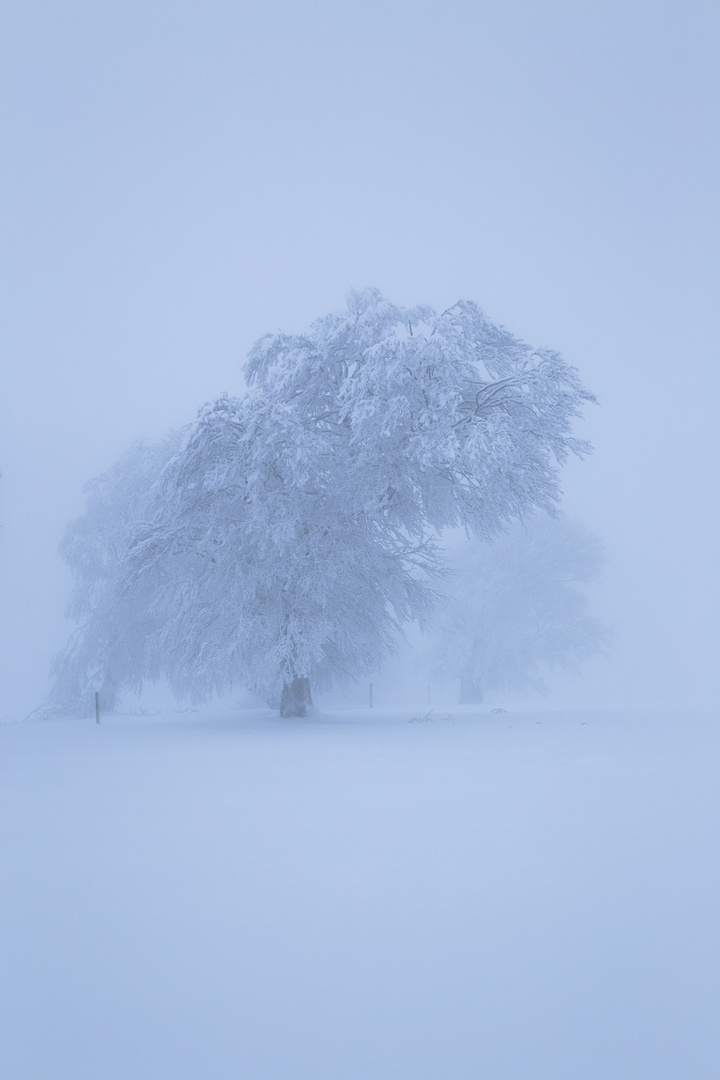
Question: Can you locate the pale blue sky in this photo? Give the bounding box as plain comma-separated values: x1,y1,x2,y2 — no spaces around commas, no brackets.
2,0,719,714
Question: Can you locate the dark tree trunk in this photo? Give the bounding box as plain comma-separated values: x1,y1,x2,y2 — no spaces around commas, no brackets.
459,675,484,704
279,677,313,717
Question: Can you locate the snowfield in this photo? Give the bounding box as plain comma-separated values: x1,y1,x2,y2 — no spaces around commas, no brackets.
2,706,719,1080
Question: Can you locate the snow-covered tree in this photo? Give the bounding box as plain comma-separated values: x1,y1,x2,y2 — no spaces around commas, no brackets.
50,434,181,716
123,393,439,715
53,289,595,716
424,514,611,703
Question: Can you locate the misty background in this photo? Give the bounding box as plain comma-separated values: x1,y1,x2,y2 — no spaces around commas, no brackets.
2,0,718,719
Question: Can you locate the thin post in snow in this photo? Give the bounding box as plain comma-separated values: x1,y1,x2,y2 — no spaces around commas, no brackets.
369,683,373,709
95,691,100,725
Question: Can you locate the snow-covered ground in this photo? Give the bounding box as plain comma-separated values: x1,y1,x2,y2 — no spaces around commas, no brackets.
2,706,719,1080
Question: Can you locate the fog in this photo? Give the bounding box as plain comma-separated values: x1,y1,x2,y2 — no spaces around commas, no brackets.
2,0,719,718
3,9,720,1078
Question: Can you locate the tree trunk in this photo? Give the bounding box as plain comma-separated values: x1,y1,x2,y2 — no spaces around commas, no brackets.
459,675,484,704
280,677,313,717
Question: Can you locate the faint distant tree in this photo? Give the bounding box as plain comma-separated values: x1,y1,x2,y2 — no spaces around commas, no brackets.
53,290,595,717
425,514,612,703
50,434,181,716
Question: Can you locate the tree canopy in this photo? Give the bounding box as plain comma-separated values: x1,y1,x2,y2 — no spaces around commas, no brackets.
52,290,595,716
